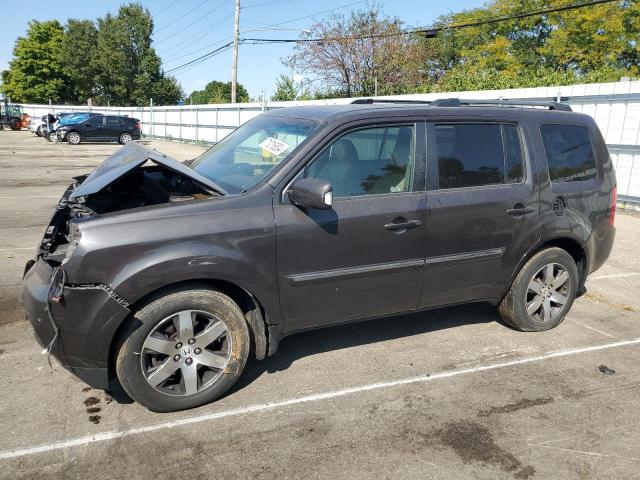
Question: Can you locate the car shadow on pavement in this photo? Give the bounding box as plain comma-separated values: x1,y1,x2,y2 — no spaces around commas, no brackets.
107,302,507,406
232,302,508,395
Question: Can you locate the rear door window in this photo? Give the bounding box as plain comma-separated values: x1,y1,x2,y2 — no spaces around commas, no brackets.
434,123,524,189
540,124,597,183
106,116,120,125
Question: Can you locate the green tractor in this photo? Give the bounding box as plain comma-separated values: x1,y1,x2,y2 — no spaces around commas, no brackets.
1,98,26,130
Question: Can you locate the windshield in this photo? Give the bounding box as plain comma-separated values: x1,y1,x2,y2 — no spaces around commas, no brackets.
190,115,319,194
59,113,92,126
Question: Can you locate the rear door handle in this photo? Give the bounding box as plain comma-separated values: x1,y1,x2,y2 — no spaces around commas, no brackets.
384,219,422,231
507,205,536,216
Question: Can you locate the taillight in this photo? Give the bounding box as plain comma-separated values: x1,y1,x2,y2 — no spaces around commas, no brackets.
135,122,140,129
609,186,617,226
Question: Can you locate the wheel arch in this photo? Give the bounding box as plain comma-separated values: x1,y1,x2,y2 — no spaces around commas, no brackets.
505,235,588,302
66,129,82,142
107,278,271,388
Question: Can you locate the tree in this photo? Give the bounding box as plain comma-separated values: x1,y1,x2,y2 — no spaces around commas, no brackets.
94,4,182,105
286,6,425,97
0,21,69,103
271,74,298,101
59,19,98,103
187,80,249,104
418,0,640,92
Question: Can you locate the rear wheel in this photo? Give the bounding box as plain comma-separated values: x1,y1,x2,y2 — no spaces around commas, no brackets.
67,131,81,145
116,285,250,412
498,247,578,331
119,132,133,144
10,119,21,131
36,125,45,137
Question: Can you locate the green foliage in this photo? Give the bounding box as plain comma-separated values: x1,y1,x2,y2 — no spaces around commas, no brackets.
59,20,98,103
420,0,640,92
1,3,183,106
187,80,249,104
271,75,298,101
1,21,69,103
285,1,640,95
94,4,182,105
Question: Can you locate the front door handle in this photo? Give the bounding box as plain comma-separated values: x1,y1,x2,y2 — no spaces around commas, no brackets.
384,219,422,231
507,204,535,216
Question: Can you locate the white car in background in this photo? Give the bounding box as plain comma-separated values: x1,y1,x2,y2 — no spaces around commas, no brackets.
29,116,46,136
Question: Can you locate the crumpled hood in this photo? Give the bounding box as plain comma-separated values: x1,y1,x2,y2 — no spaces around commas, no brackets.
70,142,224,199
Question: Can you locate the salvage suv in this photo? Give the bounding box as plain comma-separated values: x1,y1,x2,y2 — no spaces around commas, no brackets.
21,99,616,412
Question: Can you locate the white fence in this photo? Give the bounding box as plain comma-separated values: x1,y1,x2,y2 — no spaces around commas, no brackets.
20,80,640,203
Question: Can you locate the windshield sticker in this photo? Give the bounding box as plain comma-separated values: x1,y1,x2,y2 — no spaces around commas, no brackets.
259,137,290,156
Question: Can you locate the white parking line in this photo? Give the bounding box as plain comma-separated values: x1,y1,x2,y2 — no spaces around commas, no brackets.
0,196,59,199
1,337,639,461
569,318,620,339
590,272,640,281
0,246,36,252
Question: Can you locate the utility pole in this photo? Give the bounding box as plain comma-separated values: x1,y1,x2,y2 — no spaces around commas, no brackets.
231,0,241,104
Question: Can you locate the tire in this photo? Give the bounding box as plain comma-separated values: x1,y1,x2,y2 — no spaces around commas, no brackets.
10,119,21,131
119,132,133,144
115,285,250,412
498,247,578,332
67,131,81,145
36,125,44,137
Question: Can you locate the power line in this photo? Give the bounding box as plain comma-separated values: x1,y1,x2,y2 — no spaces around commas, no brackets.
163,32,233,63
155,0,228,45
243,0,367,30
164,42,234,74
152,0,181,17
164,0,617,78
155,0,211,34
243,0,297,8
161,13,234,61
163,0,367,69
242,0,620,43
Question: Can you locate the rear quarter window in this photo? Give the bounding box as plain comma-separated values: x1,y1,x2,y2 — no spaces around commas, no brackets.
540,124,597,183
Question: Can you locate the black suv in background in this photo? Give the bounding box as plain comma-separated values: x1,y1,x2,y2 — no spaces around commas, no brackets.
57,113,141,145
22,99,616,412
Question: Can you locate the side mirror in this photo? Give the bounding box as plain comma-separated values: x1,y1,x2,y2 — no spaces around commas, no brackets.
288,178,333,210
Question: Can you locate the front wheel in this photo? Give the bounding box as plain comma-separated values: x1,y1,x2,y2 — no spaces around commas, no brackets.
498,247,578,331
67,131,81,145
115,285,250,412
119,132,133,144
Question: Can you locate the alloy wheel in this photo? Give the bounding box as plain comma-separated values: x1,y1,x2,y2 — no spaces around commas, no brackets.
525,262,571,323
140,310,232,396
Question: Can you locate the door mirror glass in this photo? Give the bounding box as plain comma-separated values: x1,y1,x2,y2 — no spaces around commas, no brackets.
288,178,333,210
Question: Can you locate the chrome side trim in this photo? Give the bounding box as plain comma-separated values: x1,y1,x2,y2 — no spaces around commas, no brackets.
426,247,505,267
286,258,425,285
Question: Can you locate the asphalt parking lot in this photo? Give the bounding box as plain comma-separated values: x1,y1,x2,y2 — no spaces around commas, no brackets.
1,129,639,479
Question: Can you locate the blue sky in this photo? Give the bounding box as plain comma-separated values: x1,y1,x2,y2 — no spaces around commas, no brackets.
1,0,483,101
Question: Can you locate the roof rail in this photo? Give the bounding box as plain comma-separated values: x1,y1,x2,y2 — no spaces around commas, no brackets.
351,98,433,105
431,98,572,111
352,97,572,111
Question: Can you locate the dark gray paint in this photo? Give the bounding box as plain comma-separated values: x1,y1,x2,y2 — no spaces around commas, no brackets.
21,103,616,389
70,142,225,198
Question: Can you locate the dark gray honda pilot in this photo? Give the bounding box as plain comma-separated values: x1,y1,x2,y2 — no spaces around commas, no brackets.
21,99,616,411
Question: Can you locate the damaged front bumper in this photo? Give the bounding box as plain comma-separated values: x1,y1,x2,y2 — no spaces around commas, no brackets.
22,258,131,389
